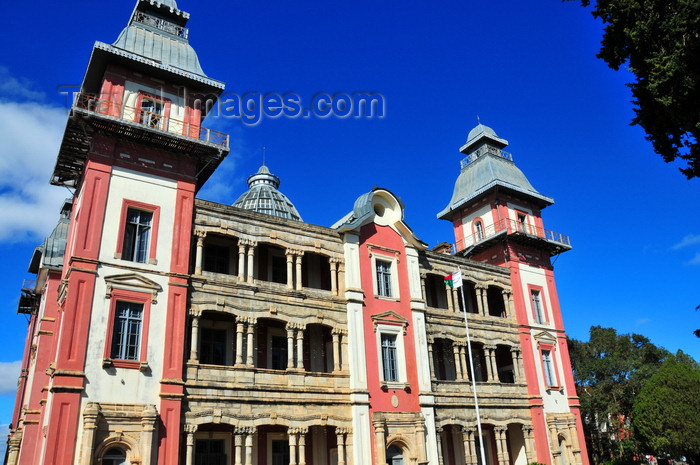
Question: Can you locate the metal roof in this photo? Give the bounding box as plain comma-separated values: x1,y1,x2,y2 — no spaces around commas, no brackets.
233,166,303,221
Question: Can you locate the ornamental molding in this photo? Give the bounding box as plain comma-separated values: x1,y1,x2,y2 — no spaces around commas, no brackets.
371,310,409,334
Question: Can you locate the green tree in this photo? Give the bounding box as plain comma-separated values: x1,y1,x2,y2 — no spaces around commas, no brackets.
568,326,669,463
632,351,700,460
571,0,700,179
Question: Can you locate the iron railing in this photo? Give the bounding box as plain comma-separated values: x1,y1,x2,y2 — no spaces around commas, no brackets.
133,11,189,39
453,218,571,253
461,144,513,169
74,93,229,148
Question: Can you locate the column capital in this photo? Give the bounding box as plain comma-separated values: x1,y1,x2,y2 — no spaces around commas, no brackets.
184,423,198,434
484,344,497,351
194,229,207,239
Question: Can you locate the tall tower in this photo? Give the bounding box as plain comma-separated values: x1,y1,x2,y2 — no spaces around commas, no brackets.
7,1,229,464
438,124,589,465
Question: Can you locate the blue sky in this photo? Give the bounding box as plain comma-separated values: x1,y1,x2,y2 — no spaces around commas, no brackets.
0,0,698,440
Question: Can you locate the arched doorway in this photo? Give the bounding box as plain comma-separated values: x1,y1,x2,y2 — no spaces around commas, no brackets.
386,444,404,465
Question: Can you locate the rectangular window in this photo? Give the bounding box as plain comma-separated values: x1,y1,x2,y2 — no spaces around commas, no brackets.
542,350,556,387
381,333,399,382
517,213,527,232
122,208,153,263
376,259,392,297
203,244,230,274
110,301,143,361
531,290,545,324
195,439,226,465
200,327,227,365
270,335,287,370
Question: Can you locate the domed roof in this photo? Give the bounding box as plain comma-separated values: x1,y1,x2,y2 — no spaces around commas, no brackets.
462,122,509,154
232,165,302,221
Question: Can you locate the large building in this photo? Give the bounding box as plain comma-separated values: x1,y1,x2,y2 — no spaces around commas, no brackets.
5,1,589,464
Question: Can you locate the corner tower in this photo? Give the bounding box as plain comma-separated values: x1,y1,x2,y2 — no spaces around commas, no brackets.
7,2,229,464
439,124,589,465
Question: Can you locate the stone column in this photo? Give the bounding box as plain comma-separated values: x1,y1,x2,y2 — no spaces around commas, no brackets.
548,422,560,465
287,323,296,370
373,420,387,465
340,330,349,371
336,428,347,465
446,283,454,312
296,325,305,369
247,243,255,284
568,418,583,465
427,339,435,380
507,292,516,321
246,319,256,367
501,290,510,318
289,428,298,465
194,232,205,275
79,402,100,465
435,427,445,465
510,347,520,383
298,428,308,465
184,424,197,465
494,427,505,465
420,274,427,304
475,285,486,316
453,343,463,379
484,345,495,382
189,313,200,362
523,425,535,464
295,254,304,291
464,427,476,465
238,242,247,281
245,428,255,465
286,253,295,289
453,288,461,313
459,345,468,381
330,259,338,295
415,419,427,463
332,329,342,372
498,427,510,465
141,404,157,465
235,321,245,365
233,429,243,465
484,345,498,383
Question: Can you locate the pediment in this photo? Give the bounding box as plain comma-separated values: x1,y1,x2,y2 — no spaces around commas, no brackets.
533,330,557,345
371,310,409,334
104,273,163,303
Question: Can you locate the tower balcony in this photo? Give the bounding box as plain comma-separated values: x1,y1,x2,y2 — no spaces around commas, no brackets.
51,93,229,190
453,218,571,257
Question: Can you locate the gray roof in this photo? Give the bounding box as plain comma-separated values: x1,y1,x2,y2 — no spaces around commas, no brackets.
438,124,553,219
29,205,70,273
232,165,303,221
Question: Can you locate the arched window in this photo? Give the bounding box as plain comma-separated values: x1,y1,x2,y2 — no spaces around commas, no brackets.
558,435,568,465
475,220,484,240
386,445,404,465
103,447,127,465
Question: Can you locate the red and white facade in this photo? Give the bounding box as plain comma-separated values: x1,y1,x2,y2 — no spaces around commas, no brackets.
6,2,588,465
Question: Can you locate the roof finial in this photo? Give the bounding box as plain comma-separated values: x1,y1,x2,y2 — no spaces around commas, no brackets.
477,115,481,124
262,146,267,166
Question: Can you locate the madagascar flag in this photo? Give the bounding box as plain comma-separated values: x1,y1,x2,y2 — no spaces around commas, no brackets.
444,271,463,288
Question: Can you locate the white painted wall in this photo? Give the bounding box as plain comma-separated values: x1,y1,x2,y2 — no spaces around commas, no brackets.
122,80,186,136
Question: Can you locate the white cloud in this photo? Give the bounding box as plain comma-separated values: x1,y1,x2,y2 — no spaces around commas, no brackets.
671,234,700,250
0,100,68,242
0,361,21,396
0,67,46,101
689,253,700,266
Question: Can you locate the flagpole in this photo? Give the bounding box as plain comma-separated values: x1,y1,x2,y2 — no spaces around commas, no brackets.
457,267,487,465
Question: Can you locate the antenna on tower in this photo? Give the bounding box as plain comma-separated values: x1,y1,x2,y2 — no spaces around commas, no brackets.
477,115,481,124
262,146,267,166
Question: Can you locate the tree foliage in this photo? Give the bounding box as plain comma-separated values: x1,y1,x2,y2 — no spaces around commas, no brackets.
568,326,669,463
572,0,700,179
632,352,700,459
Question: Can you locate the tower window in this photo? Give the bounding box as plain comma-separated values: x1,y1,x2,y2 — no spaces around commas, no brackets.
542,349,557,387
531,290,546,324
475,220,485,240
376,259,393,297
111,301,143,361
139,97,164,128
122,208,153,263
517,213,527,232
102,447,127,465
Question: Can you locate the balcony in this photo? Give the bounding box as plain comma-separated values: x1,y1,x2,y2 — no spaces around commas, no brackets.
453,218,571,256
17,280,38,314
52,93,230,189
74,93,228,148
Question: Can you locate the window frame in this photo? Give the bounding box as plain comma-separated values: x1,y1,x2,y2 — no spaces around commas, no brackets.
539,343,561,390
103,288,152,370
529,285,549,324
375,323,407,389
473,217,485,241
115,199,161,265
135,91,171,130
371,252,399,300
